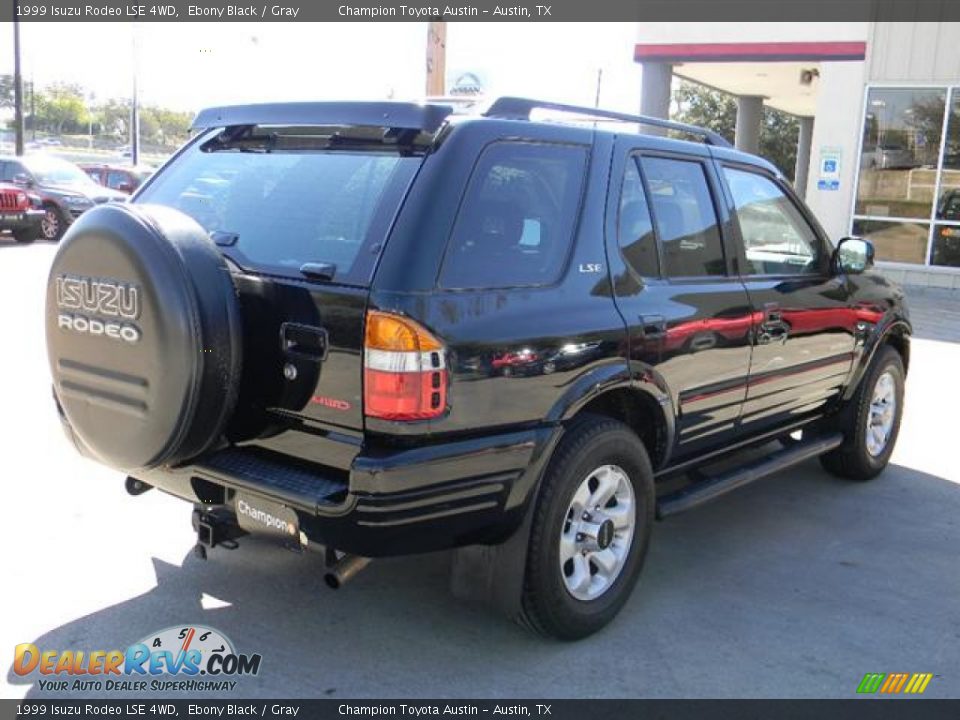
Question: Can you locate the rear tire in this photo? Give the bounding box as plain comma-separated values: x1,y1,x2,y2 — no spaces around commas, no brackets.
520,414,654,640
41,206,65,241
819,345,904,481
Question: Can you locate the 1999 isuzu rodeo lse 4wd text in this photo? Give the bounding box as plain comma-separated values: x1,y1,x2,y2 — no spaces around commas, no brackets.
44,99,910,639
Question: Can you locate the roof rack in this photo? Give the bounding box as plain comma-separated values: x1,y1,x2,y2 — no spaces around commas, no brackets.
483,97,732,148
192,102,454,133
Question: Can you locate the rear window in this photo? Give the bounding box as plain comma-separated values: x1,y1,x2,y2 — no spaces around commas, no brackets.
136,130,420,284
439,142,588,289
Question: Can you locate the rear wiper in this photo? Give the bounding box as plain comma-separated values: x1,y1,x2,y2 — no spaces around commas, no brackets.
299,262,337,281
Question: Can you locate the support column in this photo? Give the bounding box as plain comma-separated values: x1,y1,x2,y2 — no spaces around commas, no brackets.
735,95,764,155
793,116,815,200
640,62,673,134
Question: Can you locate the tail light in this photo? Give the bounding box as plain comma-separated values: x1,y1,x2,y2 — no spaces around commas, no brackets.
363,310,447,421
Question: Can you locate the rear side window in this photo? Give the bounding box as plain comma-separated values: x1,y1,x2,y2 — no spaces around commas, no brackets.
439,142,588,289
640,157,725,278
618,157,658,277
136,134,419,284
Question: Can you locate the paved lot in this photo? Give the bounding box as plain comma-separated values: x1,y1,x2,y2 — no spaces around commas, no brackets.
1,240,958,699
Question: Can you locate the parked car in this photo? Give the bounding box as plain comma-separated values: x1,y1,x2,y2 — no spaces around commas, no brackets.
0,182,45,243
937,189,960,221
0,154,126,240
45,99,910,640
862,143,919,170
80,164,153,194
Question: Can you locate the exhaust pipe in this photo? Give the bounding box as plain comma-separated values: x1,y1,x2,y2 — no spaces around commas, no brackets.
324,554,371,589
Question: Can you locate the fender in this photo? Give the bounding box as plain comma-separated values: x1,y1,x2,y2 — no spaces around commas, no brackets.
545,358,672,423
545,357,676,467
842,315,911,402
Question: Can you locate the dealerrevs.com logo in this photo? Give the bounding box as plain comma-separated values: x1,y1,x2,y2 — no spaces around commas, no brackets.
14,625,262,693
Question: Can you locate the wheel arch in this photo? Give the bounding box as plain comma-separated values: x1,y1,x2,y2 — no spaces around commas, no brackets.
843,318,911,402
545,362,675,471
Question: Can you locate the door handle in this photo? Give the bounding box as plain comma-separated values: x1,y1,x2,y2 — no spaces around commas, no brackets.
639,315,666,339
280,323,328,360
763,301,781,323
757,303,789,345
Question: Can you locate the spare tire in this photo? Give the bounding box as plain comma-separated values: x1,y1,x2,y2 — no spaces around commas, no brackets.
45,203,242,472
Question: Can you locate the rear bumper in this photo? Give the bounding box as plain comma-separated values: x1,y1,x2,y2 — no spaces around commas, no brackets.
62,408,558,556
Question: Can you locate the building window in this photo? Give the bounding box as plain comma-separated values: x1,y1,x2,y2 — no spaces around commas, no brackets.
852,86,960,268
852,219,929,265
931,92,960,267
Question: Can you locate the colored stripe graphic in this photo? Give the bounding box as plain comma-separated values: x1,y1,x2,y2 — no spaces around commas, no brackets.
858,672,932,694
857,673,886,693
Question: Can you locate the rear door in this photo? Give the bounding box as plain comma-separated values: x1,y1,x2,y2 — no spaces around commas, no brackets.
715,161,857,430
607,139,755,457
135,126,423,442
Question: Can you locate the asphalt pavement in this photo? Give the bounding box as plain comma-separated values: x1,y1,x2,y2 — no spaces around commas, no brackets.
1,240,957,699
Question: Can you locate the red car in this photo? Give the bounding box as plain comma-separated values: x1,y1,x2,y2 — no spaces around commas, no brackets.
79,164,152,195
0,182,45,243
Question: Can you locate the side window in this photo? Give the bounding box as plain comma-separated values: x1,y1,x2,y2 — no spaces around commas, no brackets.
9,162,28,181
106,170,129,189
723,167,822,275
640,157,726,278
617,157,658,277
439,142,588,289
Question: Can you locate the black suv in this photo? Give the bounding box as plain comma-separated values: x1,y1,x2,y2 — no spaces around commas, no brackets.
45,99,910,639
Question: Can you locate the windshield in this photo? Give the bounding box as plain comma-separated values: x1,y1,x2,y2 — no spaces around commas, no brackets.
25,156,98,187
136,130,419,283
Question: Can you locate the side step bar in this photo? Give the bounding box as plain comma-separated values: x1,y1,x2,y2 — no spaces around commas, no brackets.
656,433,843,519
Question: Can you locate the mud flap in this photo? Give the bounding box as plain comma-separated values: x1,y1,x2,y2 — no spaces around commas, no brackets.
450,423,565,621
449,505,534,622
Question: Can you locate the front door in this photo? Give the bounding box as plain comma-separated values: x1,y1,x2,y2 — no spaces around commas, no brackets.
715,162,857,431
607,142,755,459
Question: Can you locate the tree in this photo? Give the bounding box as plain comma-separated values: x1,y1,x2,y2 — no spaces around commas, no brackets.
98,98,130,139
140,105,192,148
671,80,800,180
0,74,14,110
34,82,89,135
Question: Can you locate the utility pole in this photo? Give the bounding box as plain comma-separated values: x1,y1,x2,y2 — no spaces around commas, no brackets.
130,23,140,165
594,68,603,108
425,21,446,97
13,3,25,156
30,72,35,141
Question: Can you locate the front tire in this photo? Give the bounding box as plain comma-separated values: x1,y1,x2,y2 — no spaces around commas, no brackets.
13,230,36,244
820,345,904,481
520,414,654,640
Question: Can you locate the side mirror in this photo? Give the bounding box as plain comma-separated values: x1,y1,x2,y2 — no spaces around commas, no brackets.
12,173,33,188
834,237,875,275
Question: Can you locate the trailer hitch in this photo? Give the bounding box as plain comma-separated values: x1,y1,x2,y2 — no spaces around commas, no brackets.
192,507,248,560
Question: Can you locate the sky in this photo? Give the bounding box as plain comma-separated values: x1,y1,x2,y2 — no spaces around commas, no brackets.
1,22,642,114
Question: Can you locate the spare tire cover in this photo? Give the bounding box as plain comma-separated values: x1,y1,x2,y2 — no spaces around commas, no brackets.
46,203,242,472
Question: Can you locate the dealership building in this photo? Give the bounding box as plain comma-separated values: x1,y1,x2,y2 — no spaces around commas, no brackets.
635,22,960,289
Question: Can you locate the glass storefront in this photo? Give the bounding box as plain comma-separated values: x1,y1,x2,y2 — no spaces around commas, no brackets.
853,86,960,269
